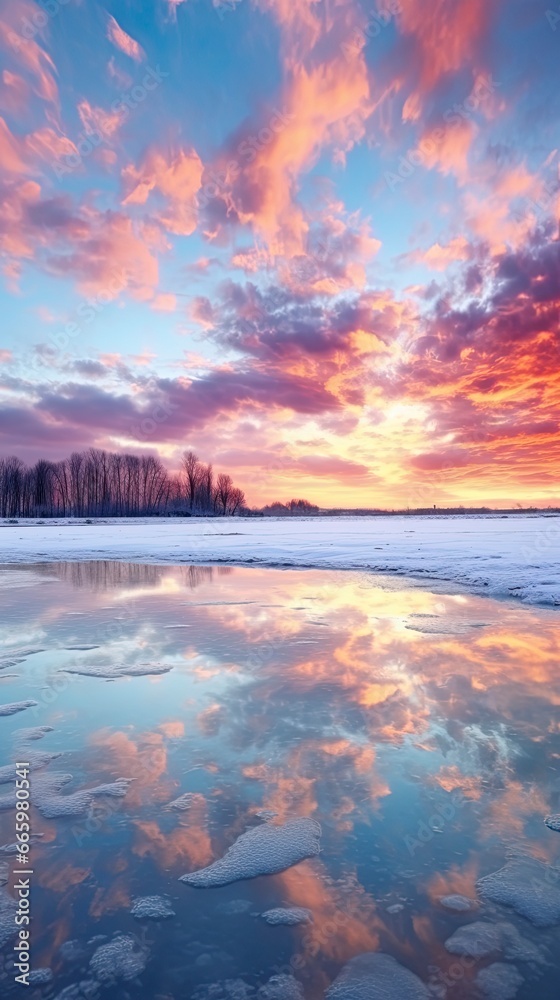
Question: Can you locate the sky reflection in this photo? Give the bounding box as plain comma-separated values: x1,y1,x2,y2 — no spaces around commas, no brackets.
0,563,559,998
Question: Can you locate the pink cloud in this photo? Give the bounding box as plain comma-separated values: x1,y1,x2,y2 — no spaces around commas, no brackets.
397,0,494,122
122,146,203,236
78,99,122,140
151,293,177,312
0,15,59,109
106,14,145,63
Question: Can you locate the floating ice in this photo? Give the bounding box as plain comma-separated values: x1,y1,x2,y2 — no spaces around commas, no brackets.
477,856,560,927
130,895,175,920
440,894,477,911
259,974,305,999
179,818,321,888
0,860,8,885
325,953,429,1000
405,614,489,634
0,750,61,787
0,792,15,811
13,725,53,742
53,980,99,999
544,814,560,832
261,907,312,925
32,771,132,818
167,792,197,810
61,662,171,678
475,962,524,999
192,980,254,1000
28,968,54,985
0,700,38,717
444,921,543,962
89,933,148,982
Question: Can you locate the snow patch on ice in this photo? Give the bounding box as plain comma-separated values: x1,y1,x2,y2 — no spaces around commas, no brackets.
444,921,543,962
440,894,478,912
60,662,171,678
89,933,148,982
32,771,132,818
325,953,429,1000
261,906,312,925
477,856,560,927
475,962,524,999
0,700,38,717
179,818,321,887
130,895,175,920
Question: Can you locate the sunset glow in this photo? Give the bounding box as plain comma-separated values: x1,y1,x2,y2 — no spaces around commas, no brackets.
0,0,559,506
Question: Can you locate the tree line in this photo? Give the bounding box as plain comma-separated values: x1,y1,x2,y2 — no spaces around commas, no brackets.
0,449,246,518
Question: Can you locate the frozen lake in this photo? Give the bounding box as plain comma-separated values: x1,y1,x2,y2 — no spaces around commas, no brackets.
0,513,559,606
0,562,559,998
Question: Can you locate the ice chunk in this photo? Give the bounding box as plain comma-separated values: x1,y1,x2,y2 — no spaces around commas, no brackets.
13,725,54,742
0,749,62,786
325,953,429,1000
179,819,321,888
53,980,99,999
477,856,560,927
259,974,305,999
28,968,54,985
544,814,560,832
167,792,197,810
61,662,171,678
33,771,132,818
0,700,38,717
444,921,543,962
261,907,312,925
0,792,15,811
130,895,175,920
475,963,524,999
89,933,148,982
440,894,477,911
192,981,254,1000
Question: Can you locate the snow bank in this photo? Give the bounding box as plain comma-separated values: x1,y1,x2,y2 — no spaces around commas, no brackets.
0,514,559,606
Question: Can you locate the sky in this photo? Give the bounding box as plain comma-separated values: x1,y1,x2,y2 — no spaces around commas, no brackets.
0,0,559,509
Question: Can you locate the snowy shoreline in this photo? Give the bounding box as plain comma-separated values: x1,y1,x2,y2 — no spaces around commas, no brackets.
0,513,559,607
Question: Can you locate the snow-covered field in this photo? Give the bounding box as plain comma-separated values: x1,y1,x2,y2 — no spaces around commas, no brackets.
0,513,559,606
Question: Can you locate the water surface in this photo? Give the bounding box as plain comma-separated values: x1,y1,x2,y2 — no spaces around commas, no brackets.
0,562,559,998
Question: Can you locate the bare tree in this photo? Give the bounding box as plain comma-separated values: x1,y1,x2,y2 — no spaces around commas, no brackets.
0,448,246,519
214,473,233,515
182,450,202,511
